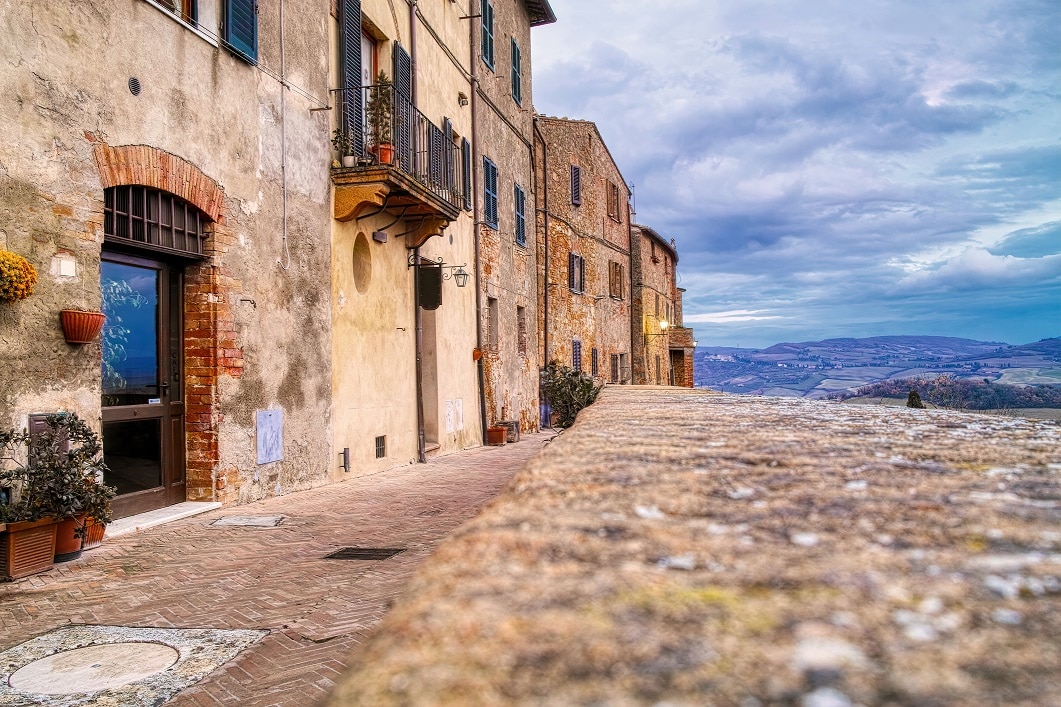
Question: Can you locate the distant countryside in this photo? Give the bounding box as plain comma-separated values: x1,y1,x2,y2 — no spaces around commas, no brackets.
695,336,1061,417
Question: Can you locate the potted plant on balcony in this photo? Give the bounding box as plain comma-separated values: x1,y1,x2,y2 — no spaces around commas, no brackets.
332,127,357,168
367,70,395,165
0,413,115,572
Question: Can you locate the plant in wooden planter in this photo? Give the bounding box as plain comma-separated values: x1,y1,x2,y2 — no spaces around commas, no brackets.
1,413,116,568
0,249,38,303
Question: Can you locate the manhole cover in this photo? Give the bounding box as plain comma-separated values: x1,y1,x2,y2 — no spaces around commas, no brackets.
8,642,179,695
211,515,285,527
324,547,406,560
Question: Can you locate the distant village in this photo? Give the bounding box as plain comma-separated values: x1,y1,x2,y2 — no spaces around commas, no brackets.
0,0,696,518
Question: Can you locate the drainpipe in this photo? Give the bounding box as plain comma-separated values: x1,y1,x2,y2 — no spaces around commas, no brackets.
408,0,418,105
414,247,426,463
533,120,550,397
470,14,488,443
278,0,291,270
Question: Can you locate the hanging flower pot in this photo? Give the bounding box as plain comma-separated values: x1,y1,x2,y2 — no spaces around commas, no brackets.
0,249,38,303
59,309,106,344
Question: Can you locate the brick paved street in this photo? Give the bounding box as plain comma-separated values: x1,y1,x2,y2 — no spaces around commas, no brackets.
0,433,554,706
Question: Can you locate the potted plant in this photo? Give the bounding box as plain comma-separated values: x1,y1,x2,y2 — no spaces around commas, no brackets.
59,309,106,344
0,413,115,570
367,70,395,165
331,127,357,168
0,249,38,304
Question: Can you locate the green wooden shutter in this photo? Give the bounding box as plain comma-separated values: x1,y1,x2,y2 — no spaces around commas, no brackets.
484,158,498,228
223,0,258,63
393,42,414,170
461,138,472,211
514,183,526,246
510,39,522,104
481,0,494,69
340,0,364,156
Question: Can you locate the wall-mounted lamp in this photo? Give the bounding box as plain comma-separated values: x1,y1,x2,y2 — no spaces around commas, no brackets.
458,91,469,107
644,319,669,345
693,340,699,348
408,254,470,287
372,230,388,243
450,266,470,288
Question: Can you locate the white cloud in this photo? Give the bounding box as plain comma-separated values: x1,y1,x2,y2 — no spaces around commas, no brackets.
684,309,784,323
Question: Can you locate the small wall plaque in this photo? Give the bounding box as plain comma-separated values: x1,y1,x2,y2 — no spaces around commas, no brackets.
256,409,283,464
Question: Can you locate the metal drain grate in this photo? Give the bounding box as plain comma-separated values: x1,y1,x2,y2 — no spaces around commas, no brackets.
324,547,406,561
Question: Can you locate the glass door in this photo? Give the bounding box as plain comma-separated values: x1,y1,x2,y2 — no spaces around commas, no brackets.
101,253,186,518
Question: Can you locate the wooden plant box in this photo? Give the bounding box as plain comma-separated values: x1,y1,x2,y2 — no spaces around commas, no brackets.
0,518,57,581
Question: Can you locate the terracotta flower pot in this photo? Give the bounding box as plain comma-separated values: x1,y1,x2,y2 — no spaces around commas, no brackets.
376,143,395,165
81,517,106,550
0,518,57,581
486,426,508,446
54,516,86,562
60,309,105,344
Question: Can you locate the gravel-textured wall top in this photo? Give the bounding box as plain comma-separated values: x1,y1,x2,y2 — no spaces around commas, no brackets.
329,388,1061,705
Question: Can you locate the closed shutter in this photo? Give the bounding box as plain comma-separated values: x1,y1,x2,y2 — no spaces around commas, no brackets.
481,0,494,69
483,158,498,227
514,184,526,246
427,122,445,186
510,38,521,104
392,42,414,170
443,118,455,193
461,138,472,211
570,165,581,205
223,0,258,63
340,0,363,156
568,252,576,290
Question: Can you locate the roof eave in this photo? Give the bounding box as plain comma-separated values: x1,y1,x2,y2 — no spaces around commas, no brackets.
524,0,557,26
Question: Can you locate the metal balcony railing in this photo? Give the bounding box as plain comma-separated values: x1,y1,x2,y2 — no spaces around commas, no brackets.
332,85,464,210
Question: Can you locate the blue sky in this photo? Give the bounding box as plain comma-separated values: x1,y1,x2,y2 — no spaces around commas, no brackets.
531,0,1060,348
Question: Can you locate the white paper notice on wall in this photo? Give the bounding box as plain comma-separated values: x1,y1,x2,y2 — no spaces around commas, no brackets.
256,409,283,464
454,399,464,431
445,401,455,434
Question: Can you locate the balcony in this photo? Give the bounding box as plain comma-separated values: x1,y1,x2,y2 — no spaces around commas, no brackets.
331,85,465,247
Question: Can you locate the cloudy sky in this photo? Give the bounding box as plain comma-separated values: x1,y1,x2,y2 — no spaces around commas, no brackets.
531,0,1060,348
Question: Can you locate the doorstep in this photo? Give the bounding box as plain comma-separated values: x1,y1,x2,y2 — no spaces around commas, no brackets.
105,502,222,539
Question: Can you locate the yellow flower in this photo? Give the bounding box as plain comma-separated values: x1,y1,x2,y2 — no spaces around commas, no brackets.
0,249,38,303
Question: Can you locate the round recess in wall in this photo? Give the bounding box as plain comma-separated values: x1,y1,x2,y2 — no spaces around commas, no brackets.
128,77,142,96
352,232,372,294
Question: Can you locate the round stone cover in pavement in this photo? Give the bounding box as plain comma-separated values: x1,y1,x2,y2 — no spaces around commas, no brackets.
8,642,179,695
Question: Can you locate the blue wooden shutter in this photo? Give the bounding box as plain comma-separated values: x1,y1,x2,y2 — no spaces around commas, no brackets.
223,0,258,63
514,183,526,246
570,165,581,205
393,43,414,170
510,39,522,104
461,138,472,211
481,0,494,69
340,0,363,156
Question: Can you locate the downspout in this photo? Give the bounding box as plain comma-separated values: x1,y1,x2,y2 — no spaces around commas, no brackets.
408,0,418,105
278,0,291,270
626,203,634,384
470,12,488,443
533,119,550,422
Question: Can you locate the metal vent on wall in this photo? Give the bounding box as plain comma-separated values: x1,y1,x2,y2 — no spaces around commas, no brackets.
128,77,141,96
324,547,405,561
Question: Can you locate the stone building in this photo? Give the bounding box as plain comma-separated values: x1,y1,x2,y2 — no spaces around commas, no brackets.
473,0,556,435
534,117,632,386
0,0,334,517
668,287,696,387
630,224,680,385
328,0,482,469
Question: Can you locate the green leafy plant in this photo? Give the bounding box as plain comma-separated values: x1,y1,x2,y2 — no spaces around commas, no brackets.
906,390,926,408
541,361,603,428
331,127,355,156
0,249,38,303
0,413,115,533
367,70,394,146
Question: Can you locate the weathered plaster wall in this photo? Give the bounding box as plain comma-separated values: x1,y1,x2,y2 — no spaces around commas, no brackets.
0,0,334,506
475,0,540,433
631,224,678,385
535,118,631,384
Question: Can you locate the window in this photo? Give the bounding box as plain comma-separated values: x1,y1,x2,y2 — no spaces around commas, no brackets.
610,354,619,384
517,306,527,356
375,435,386,459
510,38,522,104
487,297,499,350
461,138,472,211
223,0,258,63
608,261,624,299
514,183,526,246
483,157,498,228
572,340,582,373
104,185,208,258
655,293,660,317
481,0,495,70
656,355,661,385
570,165,582,206
568,252,585,293
607,181,621,221
591,348,599,377
157,0,198,24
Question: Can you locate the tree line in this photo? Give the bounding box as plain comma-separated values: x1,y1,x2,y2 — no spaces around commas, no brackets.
850,375,1061,411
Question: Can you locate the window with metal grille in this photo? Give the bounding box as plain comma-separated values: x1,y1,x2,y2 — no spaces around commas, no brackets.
608,261,624,299
481,0,495,70
610,353,619,384
570,165,581,206
572,340,582,372
510,38,522,104
591,348,599,377
483,157,498,228
375,435,386,459
568,252,585,293
517,305,527,356
104,185,208,258
514,183,526,246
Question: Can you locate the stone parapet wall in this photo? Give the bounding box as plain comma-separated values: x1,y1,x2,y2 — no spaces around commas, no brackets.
328,388,1061,705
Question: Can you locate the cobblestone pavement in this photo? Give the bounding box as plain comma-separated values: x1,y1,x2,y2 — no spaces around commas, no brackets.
0,433,554,706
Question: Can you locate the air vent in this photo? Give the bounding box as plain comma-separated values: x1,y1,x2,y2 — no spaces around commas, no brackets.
128,77,141,96
324,547,405,561
375,435,386,459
